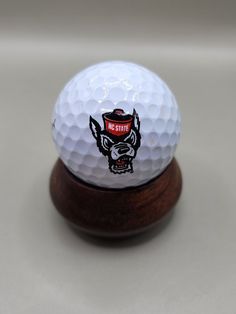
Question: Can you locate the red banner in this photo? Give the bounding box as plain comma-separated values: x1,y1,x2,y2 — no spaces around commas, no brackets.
105,119,132,136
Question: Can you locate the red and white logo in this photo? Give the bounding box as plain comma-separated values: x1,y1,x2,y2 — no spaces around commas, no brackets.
89,108,141,174
103,109,133,136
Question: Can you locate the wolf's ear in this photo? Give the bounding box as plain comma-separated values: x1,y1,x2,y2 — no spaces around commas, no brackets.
133,109,140,131
89,116,101,139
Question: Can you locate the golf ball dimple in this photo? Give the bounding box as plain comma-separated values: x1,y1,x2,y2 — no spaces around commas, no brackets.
52,61,181,189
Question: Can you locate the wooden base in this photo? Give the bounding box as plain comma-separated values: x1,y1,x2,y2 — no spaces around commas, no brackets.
50,158,182,238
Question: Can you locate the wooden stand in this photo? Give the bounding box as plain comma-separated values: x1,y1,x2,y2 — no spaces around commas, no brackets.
50,158,182,238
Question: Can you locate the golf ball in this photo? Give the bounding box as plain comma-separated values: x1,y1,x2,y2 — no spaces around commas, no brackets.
52,61,181,189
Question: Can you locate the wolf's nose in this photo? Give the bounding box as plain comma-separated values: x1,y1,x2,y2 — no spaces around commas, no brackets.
118,147,130,154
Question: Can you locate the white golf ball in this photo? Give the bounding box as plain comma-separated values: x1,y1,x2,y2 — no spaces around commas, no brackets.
52,61,181,189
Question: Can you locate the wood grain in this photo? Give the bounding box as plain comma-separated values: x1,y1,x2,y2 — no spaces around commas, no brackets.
50,158,182,238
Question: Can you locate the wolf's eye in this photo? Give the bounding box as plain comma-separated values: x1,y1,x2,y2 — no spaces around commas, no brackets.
101,134,114,151
124,130,137,146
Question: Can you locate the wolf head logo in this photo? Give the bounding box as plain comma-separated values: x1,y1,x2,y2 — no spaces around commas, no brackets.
89,109,141,174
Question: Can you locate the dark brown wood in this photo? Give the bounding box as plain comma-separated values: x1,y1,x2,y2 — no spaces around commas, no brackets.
50,158,182,238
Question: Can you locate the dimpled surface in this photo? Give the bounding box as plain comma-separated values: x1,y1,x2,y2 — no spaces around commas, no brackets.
52,61,181,188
